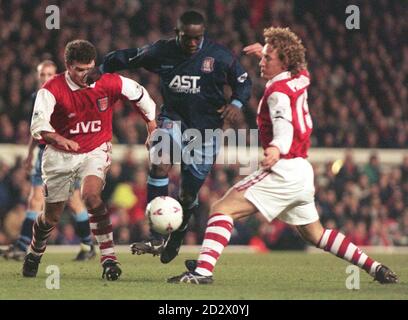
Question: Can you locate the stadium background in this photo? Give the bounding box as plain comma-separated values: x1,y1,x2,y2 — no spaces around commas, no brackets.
0,0,407,252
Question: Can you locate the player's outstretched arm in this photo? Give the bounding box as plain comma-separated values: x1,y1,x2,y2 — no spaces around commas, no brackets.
101,48,141,73
225,53,251,125
119,76,156,122
117,75,157,148
243,43,263,58
145,119,157,150
87,41,161,85
85,48,141,85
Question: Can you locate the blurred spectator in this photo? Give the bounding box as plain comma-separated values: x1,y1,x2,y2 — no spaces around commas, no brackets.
350,221,369,246
363,153,381,184
0,152,406,247
0,0,406,148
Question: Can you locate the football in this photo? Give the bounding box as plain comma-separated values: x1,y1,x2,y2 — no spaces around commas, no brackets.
146,196,183,235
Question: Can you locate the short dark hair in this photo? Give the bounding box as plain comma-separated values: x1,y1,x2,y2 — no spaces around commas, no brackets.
64,40,96,64
178,10,205,26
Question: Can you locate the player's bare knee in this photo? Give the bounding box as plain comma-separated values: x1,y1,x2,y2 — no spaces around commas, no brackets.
82,192,102,210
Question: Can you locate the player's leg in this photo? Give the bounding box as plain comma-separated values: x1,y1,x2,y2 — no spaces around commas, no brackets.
80,142,121,280
29,201,65,255
5,186,43,260
22,145,79,277
19,186,44,247
129,163,172,256
131,116,178,255
160,134,219,263
169,166,301,284
160,168,206,264
296,219,398,284
67,185,95,261
146,115,177,205
147,164,172,204
22,201,65,277
148,163,172,235
82,175,121,280
4,149,44,260
168,187,258,284
282,157,397,284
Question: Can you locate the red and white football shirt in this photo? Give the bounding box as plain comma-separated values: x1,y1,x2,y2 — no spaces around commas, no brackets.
257,69,312,159
31,72,155,153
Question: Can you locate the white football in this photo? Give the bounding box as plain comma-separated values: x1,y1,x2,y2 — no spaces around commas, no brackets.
146,196,183,235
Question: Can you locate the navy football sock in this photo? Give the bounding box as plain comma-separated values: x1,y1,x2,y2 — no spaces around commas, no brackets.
178,168,206,231
74,210,93,246
16,211,38,252
147,175,169,203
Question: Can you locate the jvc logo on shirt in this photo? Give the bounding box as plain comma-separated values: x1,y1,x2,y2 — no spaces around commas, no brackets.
169,75,201,94
70,120,102,134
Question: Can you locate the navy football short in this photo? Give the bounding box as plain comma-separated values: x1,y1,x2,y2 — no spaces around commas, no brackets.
31,146,45,186
150,115,220,181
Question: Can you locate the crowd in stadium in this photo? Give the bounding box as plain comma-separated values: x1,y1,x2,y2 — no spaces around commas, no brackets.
1,151,408,249
0,0,407,248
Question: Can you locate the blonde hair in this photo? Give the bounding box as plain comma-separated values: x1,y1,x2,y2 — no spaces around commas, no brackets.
37,60,57,71
263,27,306,75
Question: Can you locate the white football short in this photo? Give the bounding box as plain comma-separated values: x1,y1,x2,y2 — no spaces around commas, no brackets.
234,157,319,225
41,142,112,203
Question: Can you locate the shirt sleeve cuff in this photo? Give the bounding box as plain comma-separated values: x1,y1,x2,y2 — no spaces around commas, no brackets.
231,99,243,109
31,125,55,140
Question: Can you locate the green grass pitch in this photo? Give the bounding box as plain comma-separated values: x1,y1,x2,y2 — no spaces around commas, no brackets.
0,251,407,300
